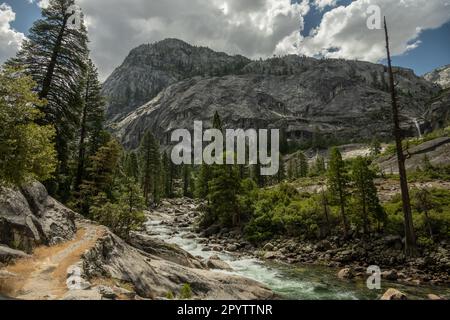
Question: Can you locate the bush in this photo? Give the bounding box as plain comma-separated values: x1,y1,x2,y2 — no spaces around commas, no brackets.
384,189,450,241
180,283,192,299
91,190,146,239
0,67,56,186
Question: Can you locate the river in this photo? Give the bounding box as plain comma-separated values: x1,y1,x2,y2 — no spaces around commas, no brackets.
146,219,450,300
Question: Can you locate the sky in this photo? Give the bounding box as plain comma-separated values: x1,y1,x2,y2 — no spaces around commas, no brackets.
1,0,449,80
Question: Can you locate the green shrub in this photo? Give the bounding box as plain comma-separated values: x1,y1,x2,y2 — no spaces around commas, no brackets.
180,283,193,299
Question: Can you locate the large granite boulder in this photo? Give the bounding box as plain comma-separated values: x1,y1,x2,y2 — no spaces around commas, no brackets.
0,181,77,253
82,230,275,300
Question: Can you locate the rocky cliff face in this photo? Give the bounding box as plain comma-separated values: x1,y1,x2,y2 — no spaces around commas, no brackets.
113,53,439,149
425,65,450,89
0,181,77,255
102,38,250,122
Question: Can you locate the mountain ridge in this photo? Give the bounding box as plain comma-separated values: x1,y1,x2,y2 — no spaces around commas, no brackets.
102,38,447,149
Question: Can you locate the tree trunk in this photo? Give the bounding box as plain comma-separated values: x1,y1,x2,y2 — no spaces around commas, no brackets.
40,16,68,100
74,72,90,191
384,17,417,257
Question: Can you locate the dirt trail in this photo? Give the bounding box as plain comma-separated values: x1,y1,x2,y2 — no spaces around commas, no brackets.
0,222,103,300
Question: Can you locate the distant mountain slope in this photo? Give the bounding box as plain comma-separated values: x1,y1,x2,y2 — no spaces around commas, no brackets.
112,52,440,149
101,39,250,122
424,65,450,89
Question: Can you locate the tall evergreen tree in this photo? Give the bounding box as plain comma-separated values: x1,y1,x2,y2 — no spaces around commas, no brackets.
182,164,192,197
208,159,242,227
351,157,384,235
74,59,105,191
161,152,174,198
78,138,122,216
8,0,89,197
139,131,161,205
327,147,350,237
196,111,223,199
277,155,286,183
298,152,309,178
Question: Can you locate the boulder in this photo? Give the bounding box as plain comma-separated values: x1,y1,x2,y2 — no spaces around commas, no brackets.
0,245,30,264
263,243,274,251
337,268,354,280
82,230,275,300
381,270,398,281
128,232,204,269
206,255,233,271
427,294,443,300
380,288,408,300
0,181,76,253
20,182,77,244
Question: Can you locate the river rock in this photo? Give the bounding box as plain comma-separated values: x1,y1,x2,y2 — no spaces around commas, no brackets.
97,285,118,299
381,270,398,281
427,294,443,300
128,233,204,269
0,245,30,264
263,251,279,260
337,268,354,280
380,288,408,300
206,255,233,271
226,244,238,252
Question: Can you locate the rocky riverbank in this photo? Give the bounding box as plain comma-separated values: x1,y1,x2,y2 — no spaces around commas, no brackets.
0,182,275,300
153,198,450,290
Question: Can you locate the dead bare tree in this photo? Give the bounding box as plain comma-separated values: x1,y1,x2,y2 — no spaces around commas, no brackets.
384,17,417,257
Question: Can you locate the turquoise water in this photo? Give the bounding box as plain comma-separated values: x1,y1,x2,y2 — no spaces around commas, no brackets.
146,220,450,300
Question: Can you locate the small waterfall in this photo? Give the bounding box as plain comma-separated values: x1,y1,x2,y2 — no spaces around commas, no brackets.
412,118,423,139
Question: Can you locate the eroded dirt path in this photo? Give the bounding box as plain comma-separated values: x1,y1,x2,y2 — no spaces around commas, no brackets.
0,222,103,300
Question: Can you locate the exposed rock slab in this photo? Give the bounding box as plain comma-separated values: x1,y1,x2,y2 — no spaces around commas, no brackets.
82,230,275,300
0,181,76,253
378,137,450,174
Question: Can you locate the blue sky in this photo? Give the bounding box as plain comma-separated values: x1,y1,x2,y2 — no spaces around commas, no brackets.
2,0,450,77
297,0,450,75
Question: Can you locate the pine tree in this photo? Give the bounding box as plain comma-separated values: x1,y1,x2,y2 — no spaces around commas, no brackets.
125,152,140,182
196,111,223,199
78,138,122,216
370,137,382,157
161,152,173,198
182,164,192,197
287,158,297,180
195,164,212,199
327,147,350,237
298,152,309,178
74,59,105,191
277,155,286,183
8,0,89,197
351,157,384,235
412,188,434,241
312,155,326,176
139,131,161,205
251,162,264,187
208,159,242,227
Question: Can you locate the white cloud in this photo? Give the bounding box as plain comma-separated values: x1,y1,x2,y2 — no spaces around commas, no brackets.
0,4,25,65
3,0,450,80
299,0,450,63
76,0,310,79
313,0,338,10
